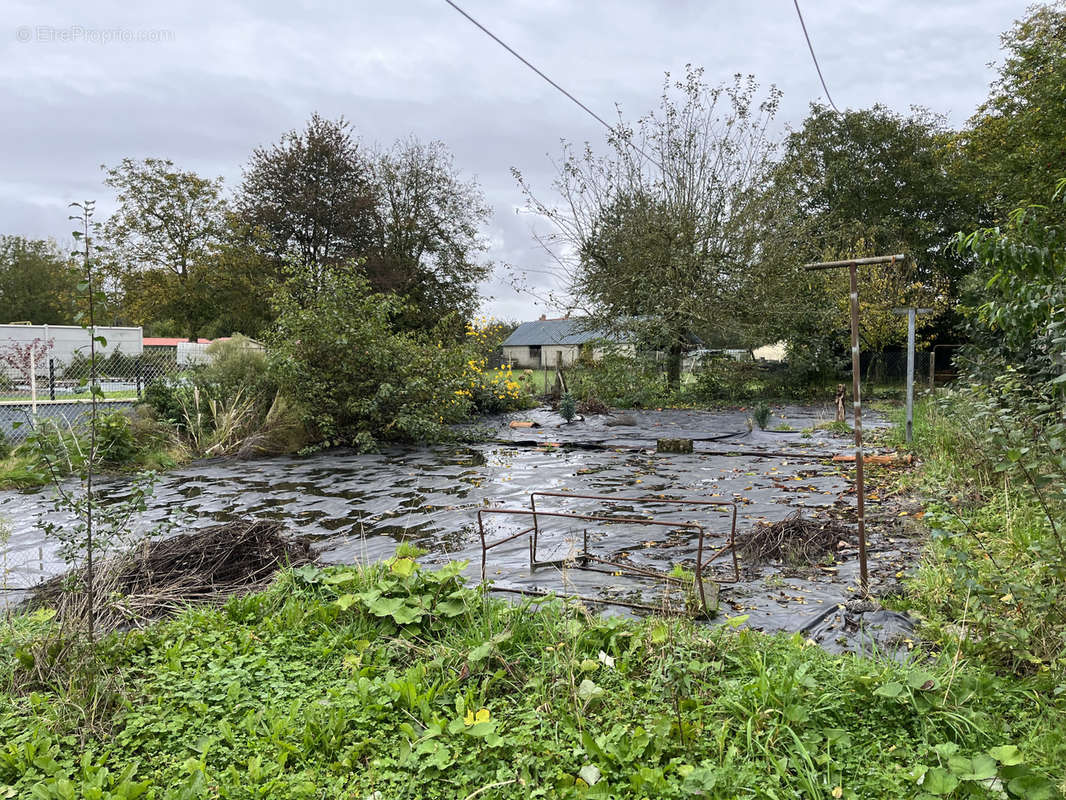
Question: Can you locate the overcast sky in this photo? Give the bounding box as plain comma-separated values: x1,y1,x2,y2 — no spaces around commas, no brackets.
3,0,1027,322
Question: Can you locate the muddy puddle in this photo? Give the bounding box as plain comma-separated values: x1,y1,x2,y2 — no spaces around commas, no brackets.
0,405,922,655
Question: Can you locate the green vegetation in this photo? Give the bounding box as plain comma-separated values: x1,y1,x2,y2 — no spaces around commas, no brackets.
518,67,788,391
269,266,530,452
559,391,576,423
0,410,183,490
890,388,1066,678
0,236,84,325
752,401,772,430
807,420,852,437
2,557,1063,798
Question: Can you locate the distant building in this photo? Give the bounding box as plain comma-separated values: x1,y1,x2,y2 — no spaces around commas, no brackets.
753,341,787,362
0,323,142,363
501,316,627,369
143,336,264,366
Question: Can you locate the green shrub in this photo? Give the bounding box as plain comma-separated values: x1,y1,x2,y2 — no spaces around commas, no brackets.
691,358,770,402
269,266,482,450
903,382,1066,676
95,411,136,464
467,364,534,415
752,401,771,429
142,375,194,424
199,334,275,406
570,351,670,408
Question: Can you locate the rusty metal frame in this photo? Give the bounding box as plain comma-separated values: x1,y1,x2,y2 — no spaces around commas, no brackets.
804,253,906,594
476,491,740,617
527,491,739,584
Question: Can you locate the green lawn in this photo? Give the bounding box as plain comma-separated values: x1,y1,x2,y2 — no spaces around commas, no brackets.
0,389,139,403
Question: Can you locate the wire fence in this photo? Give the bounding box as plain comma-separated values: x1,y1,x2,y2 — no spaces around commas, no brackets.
0,348,186,445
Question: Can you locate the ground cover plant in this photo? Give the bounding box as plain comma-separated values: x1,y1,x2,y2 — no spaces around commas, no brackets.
0,410,185,491
889,389,1066,680
1,553,1063,799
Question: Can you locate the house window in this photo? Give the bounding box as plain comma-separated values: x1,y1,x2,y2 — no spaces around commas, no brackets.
528,345,541,365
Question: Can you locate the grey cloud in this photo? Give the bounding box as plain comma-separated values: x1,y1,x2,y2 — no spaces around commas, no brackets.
2,0,1026,321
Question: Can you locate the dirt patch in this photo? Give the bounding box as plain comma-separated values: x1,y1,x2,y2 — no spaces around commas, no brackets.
737,511,852,565
31,520,316,632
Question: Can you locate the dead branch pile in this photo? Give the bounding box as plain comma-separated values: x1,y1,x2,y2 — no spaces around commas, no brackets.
577,396,610,415
32,520,316,632
737,511,852,564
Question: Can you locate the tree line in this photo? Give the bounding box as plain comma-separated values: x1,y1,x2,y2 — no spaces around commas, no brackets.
0,2,1062,385
1,115,491,343
517,1,1064,386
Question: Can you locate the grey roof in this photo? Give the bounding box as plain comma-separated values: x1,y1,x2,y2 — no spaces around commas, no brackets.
501,318,619,347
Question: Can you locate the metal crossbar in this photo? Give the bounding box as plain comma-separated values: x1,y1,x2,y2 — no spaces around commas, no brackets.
527,491,739,583
476,493,742,617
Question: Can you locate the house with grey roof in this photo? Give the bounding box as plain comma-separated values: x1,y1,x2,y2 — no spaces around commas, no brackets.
501,316,627,368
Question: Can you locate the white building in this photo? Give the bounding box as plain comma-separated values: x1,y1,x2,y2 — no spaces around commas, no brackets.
0,323,142,364
501,317,627,369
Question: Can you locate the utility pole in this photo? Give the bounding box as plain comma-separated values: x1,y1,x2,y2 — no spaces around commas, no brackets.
804,253,906,596
892,307,933,443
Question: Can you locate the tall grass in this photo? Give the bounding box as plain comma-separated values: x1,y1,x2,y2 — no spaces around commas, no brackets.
890,393,1066,677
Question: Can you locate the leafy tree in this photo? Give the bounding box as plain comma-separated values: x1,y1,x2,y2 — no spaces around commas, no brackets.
961,1,1066,225
771,103,979,369
197,215,277,339
797,247,950,382
954,178,1066,388
517,67,789,389
240,121,491,334
0,236,81,324
238,114,377,290
102,158,228,341
368,138,492,333
775,103,978,292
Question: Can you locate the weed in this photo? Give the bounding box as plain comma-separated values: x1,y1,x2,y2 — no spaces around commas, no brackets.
1,558,1062,798
752,401,772,430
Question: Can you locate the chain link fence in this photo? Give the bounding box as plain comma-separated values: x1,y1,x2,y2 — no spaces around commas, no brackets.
0,348,186,445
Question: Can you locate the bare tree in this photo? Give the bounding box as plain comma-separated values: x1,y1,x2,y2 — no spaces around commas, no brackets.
515,67,788,388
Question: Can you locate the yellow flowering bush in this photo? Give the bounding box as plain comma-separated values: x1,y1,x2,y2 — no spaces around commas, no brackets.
459,317,533,414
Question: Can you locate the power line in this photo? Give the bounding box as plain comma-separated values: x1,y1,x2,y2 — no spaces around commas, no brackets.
442,0,662,169
792,0,841,114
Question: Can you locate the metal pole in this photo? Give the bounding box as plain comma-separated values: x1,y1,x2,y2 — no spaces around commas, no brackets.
905,308,915,443
929,348,935,390
892,308,931,443
804,253,906,596
29,348,37,419
49,358,56,401
847,262,869,594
